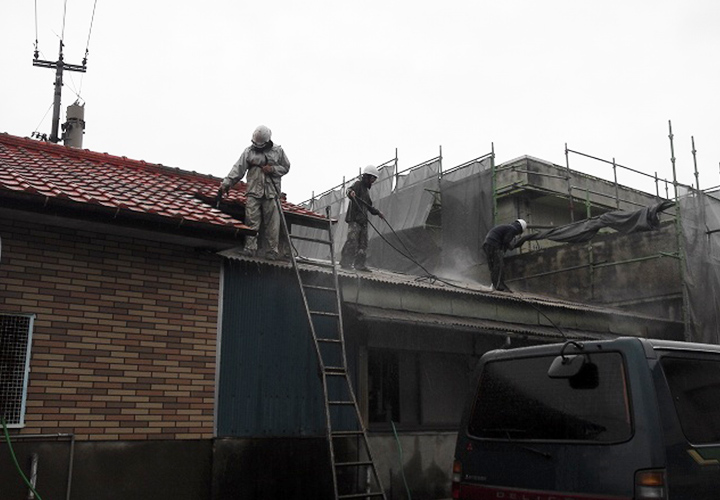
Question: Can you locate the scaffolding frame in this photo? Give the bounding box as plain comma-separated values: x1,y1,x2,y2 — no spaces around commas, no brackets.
300,153,399,211
294,131,717,340
505,122,717,339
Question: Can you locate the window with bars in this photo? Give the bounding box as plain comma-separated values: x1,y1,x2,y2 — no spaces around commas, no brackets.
0,313,34,427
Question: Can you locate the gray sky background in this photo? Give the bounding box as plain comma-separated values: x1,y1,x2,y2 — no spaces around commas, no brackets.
2,0,720,204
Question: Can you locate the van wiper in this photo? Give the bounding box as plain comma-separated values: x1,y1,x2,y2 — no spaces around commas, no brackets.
481,428,553,460
515,443,552,460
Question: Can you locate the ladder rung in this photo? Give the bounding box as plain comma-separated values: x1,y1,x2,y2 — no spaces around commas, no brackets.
295,255,335,269
317,338,342,343
303,284,336,292
339,492,385,499
324,366,346,374
290,234,333,245
328,401,355,405
310,310,339,318
331,430,364,437
336,460,373,468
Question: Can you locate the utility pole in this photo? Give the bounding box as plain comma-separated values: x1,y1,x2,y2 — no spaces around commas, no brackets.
33,40,87,143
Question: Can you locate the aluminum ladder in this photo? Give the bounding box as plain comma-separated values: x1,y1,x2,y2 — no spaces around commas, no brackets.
278,203,387,500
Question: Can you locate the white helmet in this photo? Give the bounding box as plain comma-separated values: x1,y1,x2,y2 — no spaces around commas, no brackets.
251,125,272,148
362,165,380,179
516,219,528,231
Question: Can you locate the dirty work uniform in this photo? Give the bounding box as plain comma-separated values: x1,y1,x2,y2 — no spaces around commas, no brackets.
482,221,524,291
221,142,290,256
340,177,380,270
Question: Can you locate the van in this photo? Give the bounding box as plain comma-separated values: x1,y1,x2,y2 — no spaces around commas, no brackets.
452,337,720,499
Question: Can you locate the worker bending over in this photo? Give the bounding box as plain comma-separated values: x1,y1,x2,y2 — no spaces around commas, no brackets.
340,165,385,272
482,219,527,291
218,125,290,260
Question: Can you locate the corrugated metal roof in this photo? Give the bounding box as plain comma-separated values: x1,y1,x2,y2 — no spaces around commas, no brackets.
219,250,678,323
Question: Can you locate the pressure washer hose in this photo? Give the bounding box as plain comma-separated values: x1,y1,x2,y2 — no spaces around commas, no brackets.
356,197,568,339
1,416,44,500
391,421,413,500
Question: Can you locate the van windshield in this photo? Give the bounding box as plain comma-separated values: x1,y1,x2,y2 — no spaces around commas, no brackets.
468,352,631,442
660,355,720,444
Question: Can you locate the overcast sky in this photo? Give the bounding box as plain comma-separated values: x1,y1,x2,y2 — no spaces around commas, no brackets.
2,0,719,204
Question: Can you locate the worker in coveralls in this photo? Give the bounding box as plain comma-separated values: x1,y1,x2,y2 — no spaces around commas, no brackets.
482,219,527,291
340,165,385,272
218,125,290,260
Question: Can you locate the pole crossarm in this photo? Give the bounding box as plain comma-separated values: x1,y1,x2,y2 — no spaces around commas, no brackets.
33,59,87,73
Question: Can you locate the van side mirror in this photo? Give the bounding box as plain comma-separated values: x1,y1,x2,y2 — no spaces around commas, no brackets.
548,354,585,378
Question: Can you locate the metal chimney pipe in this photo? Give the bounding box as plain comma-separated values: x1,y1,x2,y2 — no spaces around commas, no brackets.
63,102,85,148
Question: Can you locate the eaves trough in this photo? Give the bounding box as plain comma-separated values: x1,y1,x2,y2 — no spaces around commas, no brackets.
346,304,611,342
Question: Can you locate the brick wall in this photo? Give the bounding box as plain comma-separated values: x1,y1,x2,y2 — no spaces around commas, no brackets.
0,217,221,440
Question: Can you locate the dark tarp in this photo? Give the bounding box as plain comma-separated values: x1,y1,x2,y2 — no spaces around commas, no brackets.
516,200,676,245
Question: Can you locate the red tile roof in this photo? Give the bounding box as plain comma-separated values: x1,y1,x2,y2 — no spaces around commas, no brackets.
0,133,323,230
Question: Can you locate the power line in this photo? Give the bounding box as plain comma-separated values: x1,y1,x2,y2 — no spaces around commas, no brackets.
61,0,68,41
32,102,54,139
33,0,39,58
84,0,98,66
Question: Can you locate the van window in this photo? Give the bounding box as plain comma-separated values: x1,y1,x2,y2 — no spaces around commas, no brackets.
660,356,720,444
468,352,631,442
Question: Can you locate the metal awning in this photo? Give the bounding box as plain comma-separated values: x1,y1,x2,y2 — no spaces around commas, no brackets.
346,304,616,342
